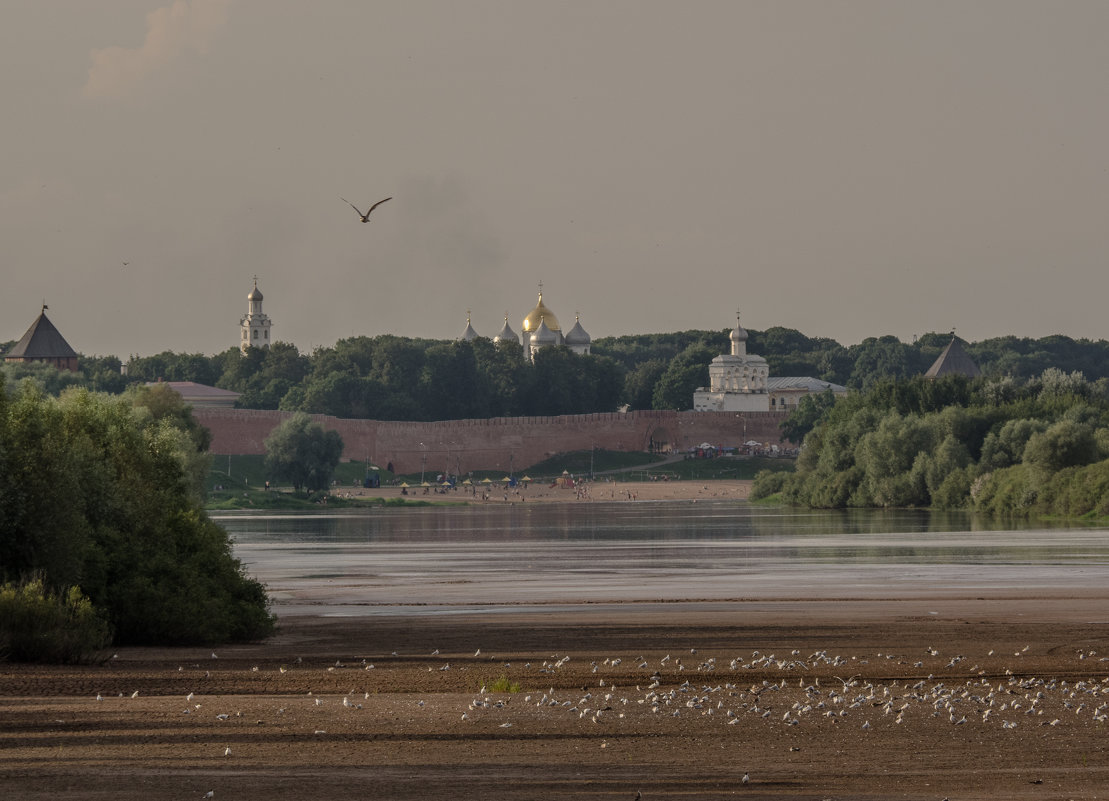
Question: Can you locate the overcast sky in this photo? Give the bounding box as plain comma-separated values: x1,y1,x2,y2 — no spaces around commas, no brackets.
4,1,1108,358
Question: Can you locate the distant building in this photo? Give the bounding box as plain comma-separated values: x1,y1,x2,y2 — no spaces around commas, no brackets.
148,381,241,408
767,376,848,412
693,312,847,412
458,284,591,362
240,277,272,353
5,305,79,372
924,335,981,379
693,313,770,411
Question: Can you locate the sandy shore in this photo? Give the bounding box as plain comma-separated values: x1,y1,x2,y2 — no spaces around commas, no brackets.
3,489,1109,800
349,477,752,504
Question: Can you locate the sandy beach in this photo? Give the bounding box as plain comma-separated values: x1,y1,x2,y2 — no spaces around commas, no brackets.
3,483,1108,800
352,477,753,504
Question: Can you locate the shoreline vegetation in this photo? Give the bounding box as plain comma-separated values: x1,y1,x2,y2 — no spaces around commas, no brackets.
751,372,1109,521
0,383,274,658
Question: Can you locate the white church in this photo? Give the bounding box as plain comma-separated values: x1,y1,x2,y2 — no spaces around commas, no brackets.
693,313,847,413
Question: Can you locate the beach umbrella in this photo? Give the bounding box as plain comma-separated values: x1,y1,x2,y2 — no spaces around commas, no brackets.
521,476,532,482
481,478,493,484
420,481,431,487
441,481,452,487
399,482,409,488
462,479,472,486
501,476,512,483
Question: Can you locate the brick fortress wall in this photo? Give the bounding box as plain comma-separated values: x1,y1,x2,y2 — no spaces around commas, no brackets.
193,408,789,474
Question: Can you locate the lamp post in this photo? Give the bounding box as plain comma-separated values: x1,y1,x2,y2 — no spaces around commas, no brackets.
419,442,427,484
446,440,458,480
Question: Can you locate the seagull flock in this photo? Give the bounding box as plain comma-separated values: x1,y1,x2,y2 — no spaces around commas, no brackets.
447,646,1109,735
89,642,1107,798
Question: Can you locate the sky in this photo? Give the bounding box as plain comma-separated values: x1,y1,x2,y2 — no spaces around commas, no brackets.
3,1,1109,358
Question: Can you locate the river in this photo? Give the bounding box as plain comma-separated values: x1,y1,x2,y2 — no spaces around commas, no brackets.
214,501,1109,617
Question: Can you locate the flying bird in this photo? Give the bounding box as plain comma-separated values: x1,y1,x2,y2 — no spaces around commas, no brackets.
341,196,392,222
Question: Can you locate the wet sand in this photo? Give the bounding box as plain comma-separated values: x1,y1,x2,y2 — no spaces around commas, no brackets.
4,598,1109,799
3,487,1108,800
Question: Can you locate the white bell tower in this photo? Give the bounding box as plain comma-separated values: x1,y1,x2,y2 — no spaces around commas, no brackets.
240,276,272,353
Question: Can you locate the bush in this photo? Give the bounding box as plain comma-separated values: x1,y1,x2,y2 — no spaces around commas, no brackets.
486,675,522,693
0,383,275,649
0,579,112,663
264,412,344,492
750,469,789,500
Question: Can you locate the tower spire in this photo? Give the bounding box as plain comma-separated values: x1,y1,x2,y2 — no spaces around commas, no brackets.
240,277,272,353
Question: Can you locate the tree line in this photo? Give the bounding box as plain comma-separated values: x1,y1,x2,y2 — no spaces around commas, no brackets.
0,382,274,658
6,328,1109,419
753,370,1109,517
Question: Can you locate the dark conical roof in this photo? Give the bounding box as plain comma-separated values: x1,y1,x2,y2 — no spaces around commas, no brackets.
925,336,981,379
7,310,77,359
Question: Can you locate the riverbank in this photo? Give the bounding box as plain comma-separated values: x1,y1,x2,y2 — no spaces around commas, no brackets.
3,596,1108,800
365,477,753,504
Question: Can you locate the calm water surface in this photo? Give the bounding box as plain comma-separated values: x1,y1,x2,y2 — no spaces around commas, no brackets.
216,502,1109,615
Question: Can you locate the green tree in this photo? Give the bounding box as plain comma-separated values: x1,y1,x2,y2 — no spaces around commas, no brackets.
78,355,129,394
0,382,273,649
473,338,528,417
125,351,222,385
419,342,488,420
1,360,86,396
652,343,716,410
264,412,344,492
1021,419,1099,476
622,358,667,410
780,388,838,444
847,336,923,390
979,418,1048,472
235,342,311,409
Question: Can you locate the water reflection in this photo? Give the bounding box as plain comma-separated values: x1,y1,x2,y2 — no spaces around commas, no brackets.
215,502,1109,614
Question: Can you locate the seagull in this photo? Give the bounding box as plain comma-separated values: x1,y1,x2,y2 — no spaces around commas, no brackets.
341,196,392,223
741,772,750,785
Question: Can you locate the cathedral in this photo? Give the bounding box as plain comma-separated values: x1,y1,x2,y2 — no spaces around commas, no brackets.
459,286,591,362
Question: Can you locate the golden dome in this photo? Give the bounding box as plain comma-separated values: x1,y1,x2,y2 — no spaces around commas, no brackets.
522,291,560,333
